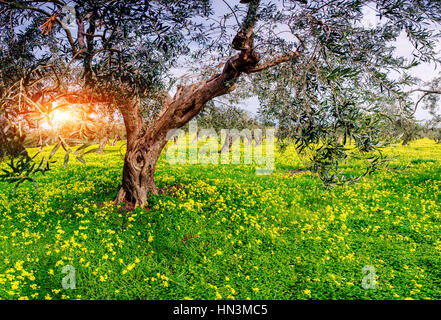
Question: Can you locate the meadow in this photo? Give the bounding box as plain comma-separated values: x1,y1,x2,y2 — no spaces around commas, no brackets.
1,138,441,300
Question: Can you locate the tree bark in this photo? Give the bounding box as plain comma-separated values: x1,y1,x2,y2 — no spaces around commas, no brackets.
110,137,117,146
115,137,166,208
402,135,411,146
220,134,236,154
97,137,108,153
114,0,300,208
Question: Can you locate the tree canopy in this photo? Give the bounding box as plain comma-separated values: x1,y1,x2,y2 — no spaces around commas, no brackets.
1,0,440,206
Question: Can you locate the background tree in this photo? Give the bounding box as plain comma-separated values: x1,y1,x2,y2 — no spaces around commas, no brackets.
424,118,441,144
398,74,441,144
395,116,425,145
194,103,263,153
1,0,440,207
412,74,441,114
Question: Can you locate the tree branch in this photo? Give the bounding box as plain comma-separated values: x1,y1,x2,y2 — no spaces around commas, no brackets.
245,51,301,73
412,88,441,112
410,88,441,94
144,0,299,145
2,1,77,54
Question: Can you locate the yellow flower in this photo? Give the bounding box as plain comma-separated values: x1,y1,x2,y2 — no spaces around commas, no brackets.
303,289,311,297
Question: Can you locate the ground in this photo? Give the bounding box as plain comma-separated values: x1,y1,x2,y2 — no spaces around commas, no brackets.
1,138,441,300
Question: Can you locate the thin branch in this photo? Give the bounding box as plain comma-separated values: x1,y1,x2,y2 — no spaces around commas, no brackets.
411,88,441,112
2,1,77,54
245,51,301,73
221,0,240,26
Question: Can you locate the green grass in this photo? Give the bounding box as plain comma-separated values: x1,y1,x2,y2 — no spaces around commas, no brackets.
1,138,441,300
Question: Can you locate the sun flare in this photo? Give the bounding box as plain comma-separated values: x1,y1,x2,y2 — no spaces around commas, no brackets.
50,109,77,125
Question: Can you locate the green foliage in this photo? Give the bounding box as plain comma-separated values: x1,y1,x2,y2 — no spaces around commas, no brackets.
195,103,261,131
0,122,27,160
0,0,214,191
1,139,441,299
0,136,102,194
249,0,440,184
1,0,440,191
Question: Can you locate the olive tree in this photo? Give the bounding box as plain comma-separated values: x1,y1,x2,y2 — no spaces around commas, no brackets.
1,0,440,207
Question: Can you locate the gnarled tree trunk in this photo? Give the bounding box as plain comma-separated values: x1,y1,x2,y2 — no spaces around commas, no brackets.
220,134,236,154
114,0,300,209
115,137,166,208
97,137,108,154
